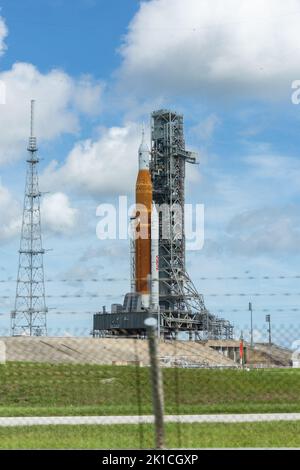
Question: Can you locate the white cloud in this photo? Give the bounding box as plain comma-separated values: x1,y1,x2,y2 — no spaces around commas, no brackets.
41,192,78,235
199,147,300,236
80,243,128,262
0,184,21,241
245,152,300,184
0,16,8,56
0,187,78,241
185,141,300,259
119,0,300,99
191,114,220,141
72,75,105,116
41,123,142,196
226,205,300,255
63,264,102,285
0,62,103,164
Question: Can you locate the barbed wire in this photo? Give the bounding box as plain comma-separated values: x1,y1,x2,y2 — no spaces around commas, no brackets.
1,292,300,299
1,274,300,283
0,306,300,315
0,311,95,316
0,278,129,283
1,307,300,316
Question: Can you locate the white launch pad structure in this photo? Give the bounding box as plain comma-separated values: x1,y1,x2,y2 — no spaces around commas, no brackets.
93,110,233,340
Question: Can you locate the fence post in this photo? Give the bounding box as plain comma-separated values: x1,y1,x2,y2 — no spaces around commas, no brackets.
145,317,165,449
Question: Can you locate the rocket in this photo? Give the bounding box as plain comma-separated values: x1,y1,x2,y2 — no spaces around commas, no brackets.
135,130,152,308
134,129,159,311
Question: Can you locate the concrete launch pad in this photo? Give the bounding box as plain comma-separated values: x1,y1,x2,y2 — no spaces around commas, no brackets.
0,336,237,367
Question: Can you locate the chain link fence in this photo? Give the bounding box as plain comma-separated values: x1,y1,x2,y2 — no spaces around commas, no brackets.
0,325,299,449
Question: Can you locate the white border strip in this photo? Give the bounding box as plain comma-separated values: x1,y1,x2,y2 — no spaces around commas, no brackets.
0,413,300,427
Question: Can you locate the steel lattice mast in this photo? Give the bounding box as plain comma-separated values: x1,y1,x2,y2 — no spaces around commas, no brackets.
150,109,233,339
11,100,47,336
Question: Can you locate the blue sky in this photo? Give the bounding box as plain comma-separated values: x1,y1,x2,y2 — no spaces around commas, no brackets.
1,0,138,76
1,0,300,344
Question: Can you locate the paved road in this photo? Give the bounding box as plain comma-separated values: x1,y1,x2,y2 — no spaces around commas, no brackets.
0,413,300,427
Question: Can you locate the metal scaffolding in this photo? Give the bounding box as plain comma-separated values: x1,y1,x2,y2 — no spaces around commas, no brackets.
11,100,48,336
150,109,233,340
93,109,233,340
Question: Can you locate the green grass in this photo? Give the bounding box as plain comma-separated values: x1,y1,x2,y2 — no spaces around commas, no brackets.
0,421,300,449
1,362,300,416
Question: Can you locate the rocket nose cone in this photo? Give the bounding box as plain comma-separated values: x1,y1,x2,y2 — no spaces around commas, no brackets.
138,130,150,170
139,140,149,153
139,125,150,153
139,150,149,170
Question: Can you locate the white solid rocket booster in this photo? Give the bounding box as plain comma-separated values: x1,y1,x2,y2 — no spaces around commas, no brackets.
130,216,136,294
151,204,159,311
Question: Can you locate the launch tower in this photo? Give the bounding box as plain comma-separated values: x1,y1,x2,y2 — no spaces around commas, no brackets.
150,110,232,339
93,110,233,340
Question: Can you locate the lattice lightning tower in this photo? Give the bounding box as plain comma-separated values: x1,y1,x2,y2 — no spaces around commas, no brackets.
11,100,48,336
